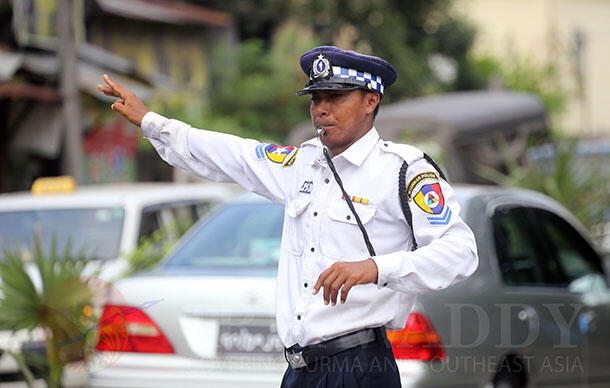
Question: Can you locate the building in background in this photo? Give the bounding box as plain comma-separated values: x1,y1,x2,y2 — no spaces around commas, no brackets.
455,0,610,136
0,0,234,192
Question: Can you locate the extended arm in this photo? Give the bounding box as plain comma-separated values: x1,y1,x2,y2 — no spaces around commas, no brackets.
98,75,297,204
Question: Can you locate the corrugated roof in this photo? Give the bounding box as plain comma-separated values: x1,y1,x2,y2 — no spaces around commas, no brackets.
0,47,155,102
96,0,229,27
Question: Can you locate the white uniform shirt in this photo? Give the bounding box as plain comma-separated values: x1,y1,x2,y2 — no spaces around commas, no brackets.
141,112,479,347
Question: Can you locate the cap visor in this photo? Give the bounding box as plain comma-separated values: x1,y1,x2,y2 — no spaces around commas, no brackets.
296,82,363,96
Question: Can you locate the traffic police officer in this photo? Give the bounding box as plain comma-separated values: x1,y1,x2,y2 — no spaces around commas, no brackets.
99,45,478,387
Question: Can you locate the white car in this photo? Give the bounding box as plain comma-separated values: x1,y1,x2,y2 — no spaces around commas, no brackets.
0,180,236,377
88,188,610,388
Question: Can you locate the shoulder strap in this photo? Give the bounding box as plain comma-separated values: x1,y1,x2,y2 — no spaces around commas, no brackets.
423,153,447,181
398,161,418,251
398,153,447,252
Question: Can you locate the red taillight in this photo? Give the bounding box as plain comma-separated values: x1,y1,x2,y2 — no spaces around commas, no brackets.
386,313,445,361
95,305,174,354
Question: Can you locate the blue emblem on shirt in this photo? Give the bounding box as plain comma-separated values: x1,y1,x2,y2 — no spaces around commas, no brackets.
255,143,267,160
299,181,313,194
426,207,452,225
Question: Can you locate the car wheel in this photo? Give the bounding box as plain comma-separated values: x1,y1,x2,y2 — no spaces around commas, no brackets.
494,372,523,388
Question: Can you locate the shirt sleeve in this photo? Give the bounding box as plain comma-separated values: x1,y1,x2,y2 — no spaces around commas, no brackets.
141,111,297,204
371,157,479,295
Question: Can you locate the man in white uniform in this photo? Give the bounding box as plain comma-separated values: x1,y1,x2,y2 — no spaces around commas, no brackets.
99,45,478,387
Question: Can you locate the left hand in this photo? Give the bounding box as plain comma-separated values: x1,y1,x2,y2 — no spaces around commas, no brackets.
313,258,378,306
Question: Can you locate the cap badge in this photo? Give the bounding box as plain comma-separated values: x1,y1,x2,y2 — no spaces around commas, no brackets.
312,54,331,79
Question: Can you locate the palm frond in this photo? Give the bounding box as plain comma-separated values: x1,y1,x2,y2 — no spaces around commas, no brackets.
1,234,98,386
0,250,41,331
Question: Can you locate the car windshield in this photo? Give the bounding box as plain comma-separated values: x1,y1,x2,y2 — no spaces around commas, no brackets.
164,202,284,273
0,208,125,261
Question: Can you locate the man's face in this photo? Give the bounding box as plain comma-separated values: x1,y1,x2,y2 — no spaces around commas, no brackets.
309,89,379,156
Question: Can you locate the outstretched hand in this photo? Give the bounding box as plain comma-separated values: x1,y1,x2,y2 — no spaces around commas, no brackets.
97,74,149,127
313,258,378,306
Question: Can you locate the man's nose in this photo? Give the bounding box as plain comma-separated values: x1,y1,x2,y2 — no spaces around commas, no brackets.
312,98,330,117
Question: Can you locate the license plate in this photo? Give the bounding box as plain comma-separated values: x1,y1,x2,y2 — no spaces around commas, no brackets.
217,318,283,357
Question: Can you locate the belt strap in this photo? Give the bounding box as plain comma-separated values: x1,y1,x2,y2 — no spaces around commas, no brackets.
284,327,383,369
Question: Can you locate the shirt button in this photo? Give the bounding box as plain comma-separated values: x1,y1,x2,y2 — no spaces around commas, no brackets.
310,247,315,252
304,283,308,288
297,315,301,320
383,283,388,287
346,215,351,220
324,178,330,184
313,211,318,216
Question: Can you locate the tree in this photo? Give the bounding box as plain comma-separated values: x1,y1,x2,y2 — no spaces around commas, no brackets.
481,137,609,246
0,239,97,388
184,0,478,141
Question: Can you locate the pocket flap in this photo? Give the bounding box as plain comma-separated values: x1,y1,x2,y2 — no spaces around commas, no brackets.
286,197,312,218
327,201,376,225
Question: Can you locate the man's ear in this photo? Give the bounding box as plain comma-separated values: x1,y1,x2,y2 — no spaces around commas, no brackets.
365,91,381,115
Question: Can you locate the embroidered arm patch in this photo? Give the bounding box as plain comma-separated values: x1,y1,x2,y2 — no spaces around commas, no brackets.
408,171,452,225
406,171,439,200
413,182,452,225
256,144,299,167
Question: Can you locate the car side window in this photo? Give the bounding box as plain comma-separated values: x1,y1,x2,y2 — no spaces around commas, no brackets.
138,208,162,243
492,206,566,286
532,208,608,292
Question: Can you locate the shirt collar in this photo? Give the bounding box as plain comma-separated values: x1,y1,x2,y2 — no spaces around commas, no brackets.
338,127,380,166
302,127,380,167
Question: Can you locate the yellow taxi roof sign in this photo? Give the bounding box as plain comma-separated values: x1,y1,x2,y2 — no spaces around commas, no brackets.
31,176,76,195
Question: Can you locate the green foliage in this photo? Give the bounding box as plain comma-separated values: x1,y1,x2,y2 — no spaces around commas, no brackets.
210,22,318,141
180,0,478,141
146,21,315,143
481,138,610,245
468,53,568,121
0,238,97,388
148,92,247,137
122,219,195,277
122,230,173,278
287,0,477,99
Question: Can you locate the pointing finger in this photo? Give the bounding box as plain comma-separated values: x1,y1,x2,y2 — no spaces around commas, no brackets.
97,84,119,97
103,74,128,99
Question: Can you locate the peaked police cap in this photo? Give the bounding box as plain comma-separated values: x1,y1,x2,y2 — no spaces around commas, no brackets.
296,46,397,97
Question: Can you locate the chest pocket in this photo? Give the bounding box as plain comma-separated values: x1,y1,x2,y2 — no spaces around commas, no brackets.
321,200,376,260
285,196,312,256
327,200,376,225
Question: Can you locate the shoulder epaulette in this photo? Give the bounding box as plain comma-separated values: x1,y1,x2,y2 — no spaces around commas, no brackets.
379,141,425,165
301,137,322,149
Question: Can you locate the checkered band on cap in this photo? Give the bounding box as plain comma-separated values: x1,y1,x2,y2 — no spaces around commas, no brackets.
332,66,385,94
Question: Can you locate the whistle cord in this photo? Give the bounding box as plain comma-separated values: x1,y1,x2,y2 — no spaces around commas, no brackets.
322,147,376,257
